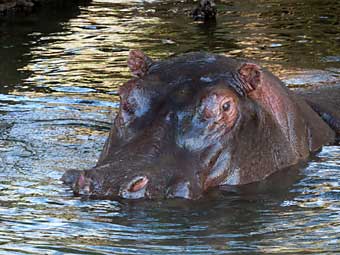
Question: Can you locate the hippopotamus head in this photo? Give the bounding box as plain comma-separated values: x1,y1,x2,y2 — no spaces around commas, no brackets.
62,50,335,200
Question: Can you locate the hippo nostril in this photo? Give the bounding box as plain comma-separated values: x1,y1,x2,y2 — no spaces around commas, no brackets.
128,176,149,192
119,176,149,199
61,170,95,196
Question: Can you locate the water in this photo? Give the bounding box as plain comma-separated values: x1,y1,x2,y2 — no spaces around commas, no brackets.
0,0,340,254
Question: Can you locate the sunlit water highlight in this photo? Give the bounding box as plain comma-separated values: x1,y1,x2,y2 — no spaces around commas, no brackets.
0,0,340,254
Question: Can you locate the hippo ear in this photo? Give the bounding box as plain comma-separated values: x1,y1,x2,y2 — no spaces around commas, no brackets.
238,63,262,94
127,50,153,78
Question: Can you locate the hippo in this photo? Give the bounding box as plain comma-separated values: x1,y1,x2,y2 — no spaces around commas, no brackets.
192,0,217,21
62,50,340,200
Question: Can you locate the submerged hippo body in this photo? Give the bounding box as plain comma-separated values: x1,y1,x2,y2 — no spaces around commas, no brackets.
62,51,339,200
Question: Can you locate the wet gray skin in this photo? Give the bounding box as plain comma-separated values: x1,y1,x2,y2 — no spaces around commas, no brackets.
62,51,338,200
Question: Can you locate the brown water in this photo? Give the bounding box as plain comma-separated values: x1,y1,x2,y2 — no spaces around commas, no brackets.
0,0,340,254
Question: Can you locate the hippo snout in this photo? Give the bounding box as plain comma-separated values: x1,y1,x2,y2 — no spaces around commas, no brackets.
62,169,152,199
62,166,204,200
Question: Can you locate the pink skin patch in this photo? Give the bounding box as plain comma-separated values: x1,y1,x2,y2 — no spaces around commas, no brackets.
77,173,86,188
76,173,91,194
176,87,239,152
201,88,239,130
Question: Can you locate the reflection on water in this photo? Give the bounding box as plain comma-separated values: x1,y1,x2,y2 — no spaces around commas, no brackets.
0,0,340,254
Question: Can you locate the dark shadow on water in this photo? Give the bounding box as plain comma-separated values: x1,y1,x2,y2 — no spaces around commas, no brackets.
0,0,91,93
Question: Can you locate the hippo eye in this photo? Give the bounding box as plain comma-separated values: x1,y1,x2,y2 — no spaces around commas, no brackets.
122,101,135,115
222,102,231,112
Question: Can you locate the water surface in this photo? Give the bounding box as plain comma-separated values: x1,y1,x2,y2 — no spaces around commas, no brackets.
0,0,340,254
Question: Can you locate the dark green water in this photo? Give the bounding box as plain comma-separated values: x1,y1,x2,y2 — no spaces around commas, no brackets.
0,0,339,254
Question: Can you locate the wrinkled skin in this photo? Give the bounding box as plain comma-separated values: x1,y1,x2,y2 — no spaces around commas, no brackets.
62,50,339,200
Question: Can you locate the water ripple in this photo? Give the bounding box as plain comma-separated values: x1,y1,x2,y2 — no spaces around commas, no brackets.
0,0,340,254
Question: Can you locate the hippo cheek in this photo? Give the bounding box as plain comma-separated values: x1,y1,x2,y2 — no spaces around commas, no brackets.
203,150,233,190
118,176,150,199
